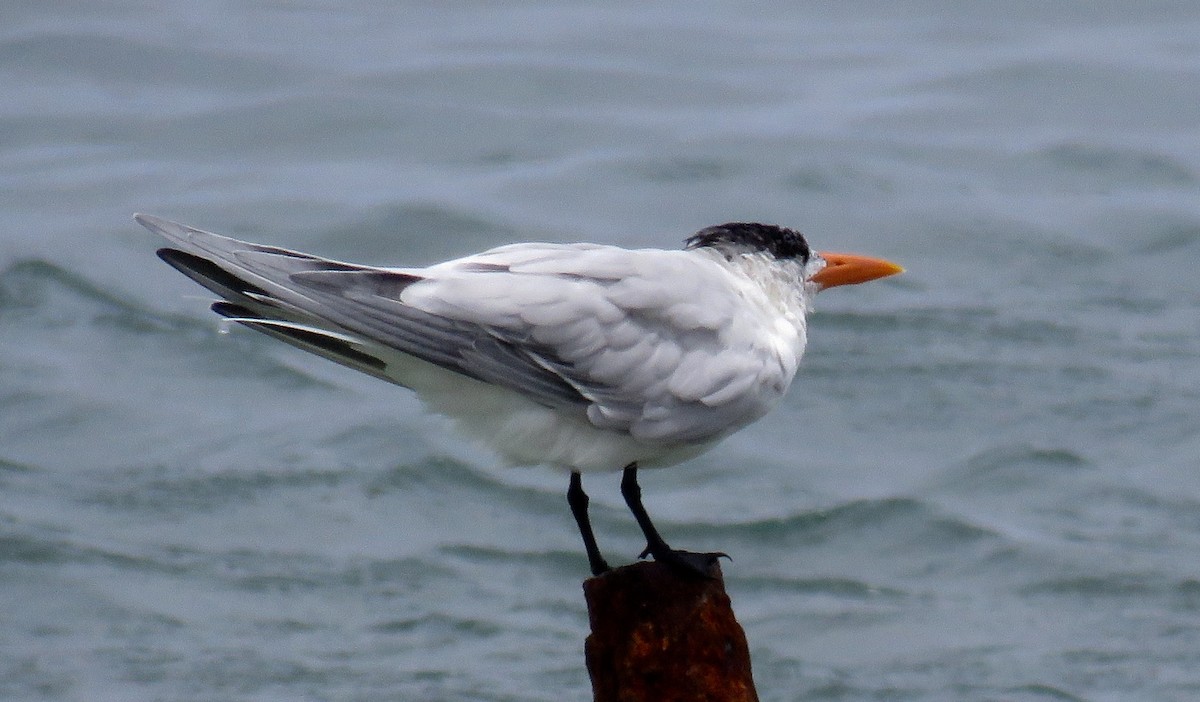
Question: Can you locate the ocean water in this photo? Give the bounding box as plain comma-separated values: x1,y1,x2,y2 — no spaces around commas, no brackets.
3,2,1200,700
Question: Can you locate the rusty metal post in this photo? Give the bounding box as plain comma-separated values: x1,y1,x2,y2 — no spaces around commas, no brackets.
583,561,759,702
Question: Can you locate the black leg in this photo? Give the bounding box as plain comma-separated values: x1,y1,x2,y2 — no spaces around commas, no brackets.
620,462,727,578
568,471,611,576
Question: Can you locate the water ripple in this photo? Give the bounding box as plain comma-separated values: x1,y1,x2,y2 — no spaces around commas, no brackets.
0,32,298,91
717,496,999,547
93,466,346,515
938,445,1092,494
0,258,176,330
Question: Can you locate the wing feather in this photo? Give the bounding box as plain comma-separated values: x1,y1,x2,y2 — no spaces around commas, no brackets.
140,214,799,446
400,246,796,443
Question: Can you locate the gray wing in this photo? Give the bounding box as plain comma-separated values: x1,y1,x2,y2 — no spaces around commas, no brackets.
139,214,588,409
394,242,798,443
140,215,796,444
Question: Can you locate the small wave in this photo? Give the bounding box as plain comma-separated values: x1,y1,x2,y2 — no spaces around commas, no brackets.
1172,579,1200,611
88,464,351,515
1021,573,1158,598
1,258,134,310
938,445,1091,494
1039,142,1195,188
0,257,348,390
1131,220,1200,255
0,32,296,90
438,543,583,573
817,306,993,334
735,573,907,600
0,529,189,579
369,612,502,638
626,155,736,184
0,456,37,474
821,307,1088,349
784,163,895,196
1002,683,1088,702
365,457,562,515
717,496,998,546
0,258,195,334
1022,571,1200,610
0,533,75,566
209,550,447,594
353,59,755,113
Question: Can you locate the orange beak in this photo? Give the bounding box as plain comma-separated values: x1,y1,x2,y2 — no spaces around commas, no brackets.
809,252,905,289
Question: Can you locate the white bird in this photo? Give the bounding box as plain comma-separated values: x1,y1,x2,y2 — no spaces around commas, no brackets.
138,214,902,577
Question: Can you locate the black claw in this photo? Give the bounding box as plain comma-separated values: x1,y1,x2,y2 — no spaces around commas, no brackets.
642,543,729,578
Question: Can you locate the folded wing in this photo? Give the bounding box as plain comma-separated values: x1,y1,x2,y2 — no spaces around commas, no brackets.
140,215,792,445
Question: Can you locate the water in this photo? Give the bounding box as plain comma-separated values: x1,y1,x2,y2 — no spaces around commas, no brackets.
3,2,1200,700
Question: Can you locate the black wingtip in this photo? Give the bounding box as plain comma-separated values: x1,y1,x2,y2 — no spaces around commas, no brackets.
210,301,262,319
156,248,271,299
224,314,389,373
156,247,205,272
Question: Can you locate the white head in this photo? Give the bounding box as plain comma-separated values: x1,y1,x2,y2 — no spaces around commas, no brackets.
684,222,904,297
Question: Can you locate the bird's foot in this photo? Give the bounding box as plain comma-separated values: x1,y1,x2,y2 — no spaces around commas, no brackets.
639,543,729,579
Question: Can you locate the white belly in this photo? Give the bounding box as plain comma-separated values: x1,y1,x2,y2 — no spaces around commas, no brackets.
382,349,719,473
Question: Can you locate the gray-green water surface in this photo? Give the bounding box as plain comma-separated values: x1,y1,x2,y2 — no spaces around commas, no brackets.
2,2,1200,700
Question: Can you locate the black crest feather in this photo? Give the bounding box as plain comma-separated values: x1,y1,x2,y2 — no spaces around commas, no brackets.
684,222,811,261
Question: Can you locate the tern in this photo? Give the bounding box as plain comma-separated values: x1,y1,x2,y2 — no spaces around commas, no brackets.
138,214,902,577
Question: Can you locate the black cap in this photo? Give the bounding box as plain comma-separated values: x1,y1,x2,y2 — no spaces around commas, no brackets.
684,222,811,261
